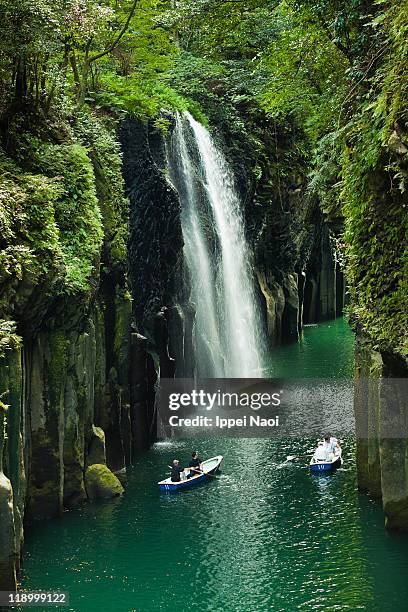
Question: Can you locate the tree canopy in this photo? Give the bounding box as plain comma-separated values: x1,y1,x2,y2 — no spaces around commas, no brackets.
0,0,406,355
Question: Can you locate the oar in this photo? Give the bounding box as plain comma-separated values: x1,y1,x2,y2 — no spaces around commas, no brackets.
285,451,314,462
167,465,218,478
168,465,204,473
190,467,218,478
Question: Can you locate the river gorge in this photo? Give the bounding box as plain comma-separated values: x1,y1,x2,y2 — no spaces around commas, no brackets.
0,2,407,607
0,107,406,607
19,320,408,611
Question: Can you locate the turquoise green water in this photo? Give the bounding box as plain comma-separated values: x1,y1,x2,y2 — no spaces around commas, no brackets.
265,318,355,379
21,319,408,611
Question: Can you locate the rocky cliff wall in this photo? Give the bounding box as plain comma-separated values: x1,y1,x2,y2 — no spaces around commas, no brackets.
221,117,344,346
0,114,156,589
354,336,408,530
120,116,184,382
0,288,159,589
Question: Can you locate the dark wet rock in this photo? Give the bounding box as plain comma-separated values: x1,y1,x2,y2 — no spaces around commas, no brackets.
257,271,286,346
0,288,155,577
0,472,17,590
388,130,408,155
120,118,183,330
355,335,408,530
87,426,107,467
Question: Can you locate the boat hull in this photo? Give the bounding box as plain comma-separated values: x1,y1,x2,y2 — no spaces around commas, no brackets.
310,454,342,472
159,456,223,491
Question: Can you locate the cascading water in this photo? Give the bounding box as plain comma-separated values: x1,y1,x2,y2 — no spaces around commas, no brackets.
167,112,265,377
168,113,225,377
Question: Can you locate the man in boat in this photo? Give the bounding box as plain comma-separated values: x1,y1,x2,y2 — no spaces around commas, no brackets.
323,434,340,455
187,451,202,478
170,459,184,482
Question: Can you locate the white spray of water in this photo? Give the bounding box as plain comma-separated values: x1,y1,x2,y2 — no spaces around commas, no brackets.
168,114,225,376
168,112,265,377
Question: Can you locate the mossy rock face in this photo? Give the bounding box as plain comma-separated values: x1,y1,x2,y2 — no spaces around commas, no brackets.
85,464,124,501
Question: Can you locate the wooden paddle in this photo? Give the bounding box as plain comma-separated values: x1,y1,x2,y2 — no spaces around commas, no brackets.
190,466,218,478
167,465,203,472
285,451,314,462
167,463,219,478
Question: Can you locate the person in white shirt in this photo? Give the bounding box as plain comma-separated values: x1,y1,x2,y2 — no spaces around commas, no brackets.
314,443,328,461
323,434,339,455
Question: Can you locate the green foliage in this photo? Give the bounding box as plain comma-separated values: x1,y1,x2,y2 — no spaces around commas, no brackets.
31,140,104,293
94,73,191,119
308,131,343,218
0,136,103,299
342,136,407,356
0,147,64,300
307,0,408,356
169,0,407,358
167,53,230,126
0,0,192,122
73,112,128,268
258,4,348,137
338,1,408,356
0,320,22,358
0,0,406,361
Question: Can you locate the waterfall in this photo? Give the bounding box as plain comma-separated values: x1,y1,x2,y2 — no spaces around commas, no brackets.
167,112,265,377
168,113,225,377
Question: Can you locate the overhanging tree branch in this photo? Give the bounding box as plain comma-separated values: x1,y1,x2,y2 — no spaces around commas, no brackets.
89,0,139,63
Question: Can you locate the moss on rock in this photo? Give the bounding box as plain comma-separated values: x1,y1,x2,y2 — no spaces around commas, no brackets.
74,113,129,273
85,463,124,501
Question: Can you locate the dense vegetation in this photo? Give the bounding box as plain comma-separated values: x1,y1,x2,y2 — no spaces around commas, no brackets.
165,0,407,356
0,0,406,356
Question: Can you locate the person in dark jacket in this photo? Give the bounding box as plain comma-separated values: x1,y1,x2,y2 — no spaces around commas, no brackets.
187,451,202,478
170,459,184,482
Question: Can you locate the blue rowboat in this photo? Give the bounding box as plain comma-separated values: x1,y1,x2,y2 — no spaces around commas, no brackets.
158,455,223,491
309,447,342,472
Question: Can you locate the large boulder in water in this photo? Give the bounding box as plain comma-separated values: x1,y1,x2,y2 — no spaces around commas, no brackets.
85,464,124,501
